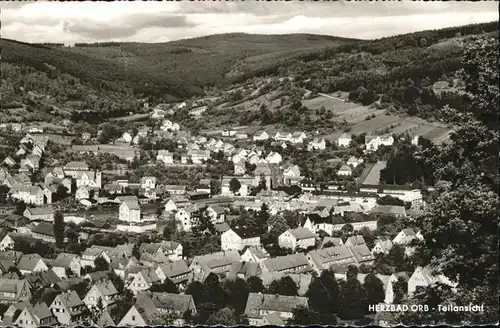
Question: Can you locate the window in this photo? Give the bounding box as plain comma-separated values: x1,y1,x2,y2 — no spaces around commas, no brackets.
132,316,136,321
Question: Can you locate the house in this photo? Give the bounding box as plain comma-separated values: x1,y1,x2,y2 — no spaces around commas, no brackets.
52,253,82,279
13,302,57,328
81,247,111,268
278,228,316,250
319,236,344,248
0,279,31,303
222,129,237,137
338,133,352,147
63,161,90,177
265,151,282,164
81,132,91,141
83,281,118,308
75,170,102,189
31,223,56,243
17,254,48,275
348,244,375,265
365,135,394,152
2,156,16,167
164,185,186,195
290,132,307,144
205,205,226,224
308,138,326,150
189,250,241,281
241,246,270,264
273,132,292,142
10,186,45,206
164,199,178,213
282,164,301,186
221,228,261,251
393,228,422,245
306,245,356,273
49,290,86,325
411,135,420,146
118,292,196,326
75,186,90,201
119,132,133,144
337,164,352,176
155,260,191,286
139,241,183,262
227,261,260,280
347,156,364,168
261,253,313,275
127,268,162,294
141,176,156,190
372,239,394,255
234,162,246,176
119,200,141,223
384,272,410,304
371,205,407,217
20,155,41,171
156,150,174,164
174,208,197,232
253,131,269,141
244,293,308,325
345,235,366,247
408,266,457,297
187,149,210,164
299,179,316,192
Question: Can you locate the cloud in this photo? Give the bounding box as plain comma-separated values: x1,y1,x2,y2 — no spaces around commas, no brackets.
62,14,195,40
0,1,497,43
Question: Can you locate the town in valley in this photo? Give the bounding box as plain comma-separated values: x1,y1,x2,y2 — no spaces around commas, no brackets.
0,3,498,327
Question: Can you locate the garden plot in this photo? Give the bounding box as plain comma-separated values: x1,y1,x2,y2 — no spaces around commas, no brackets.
302,96,359,113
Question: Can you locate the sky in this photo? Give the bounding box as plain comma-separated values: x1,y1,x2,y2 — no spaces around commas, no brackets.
1,1,498,44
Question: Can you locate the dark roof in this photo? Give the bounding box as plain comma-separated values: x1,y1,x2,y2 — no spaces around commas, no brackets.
31,222,55,237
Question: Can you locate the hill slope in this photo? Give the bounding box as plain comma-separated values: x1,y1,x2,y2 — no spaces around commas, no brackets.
1,33,357,99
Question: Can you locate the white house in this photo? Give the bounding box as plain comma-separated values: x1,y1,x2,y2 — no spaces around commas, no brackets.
371,239,394,255
119,200,141,223
337,164,352,176
83,281,118,309
17,254,49,275
241,246,270,264
365,135,394,152
164,199,178,213
347,156,364,168
244,293,308,326
408,266,457,297
141,176,156,190
265,152,282,164
273,132,292,142
392,228,423,245
221,228,261,251
253,131,269,141
308,138,326,151
157,150,174,164
278,228,316,250
337,133,352,147
126,269,161,295
290,132,307,144
175,208,197,232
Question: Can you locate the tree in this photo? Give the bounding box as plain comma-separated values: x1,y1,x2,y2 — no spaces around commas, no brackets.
132,243,141,260
107,271,125,294
319,269,341,314
222,278,249,315
54,185,69,202
247,276,265,293
53,211,65,248
14,201,26,215
363,273,385,311
289,305,321,325
185,281,204,306
206,307,237,326
267,276,298,296
392,277,408,303
305,277,338,324
229,177,241,194
150,278,179,294
94,256,109,271
404,36,499,324
202,273,226,311
339,277,366,320
258,174,267,191
346,265,359,280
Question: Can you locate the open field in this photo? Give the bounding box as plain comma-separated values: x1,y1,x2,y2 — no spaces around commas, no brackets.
302,96,360,114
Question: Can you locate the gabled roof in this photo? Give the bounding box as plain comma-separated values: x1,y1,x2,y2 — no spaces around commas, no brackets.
227,261,260,280
24,206,55,216
346,235,366,246
94,281,118,296
122,200,140,210
157,260,191,278
286,227,316,240
307,245,355,268
31,222,55,237
53,253,79,268
263,253,311,273
17,254,44,271
244,293,308,318
54,290,84,309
